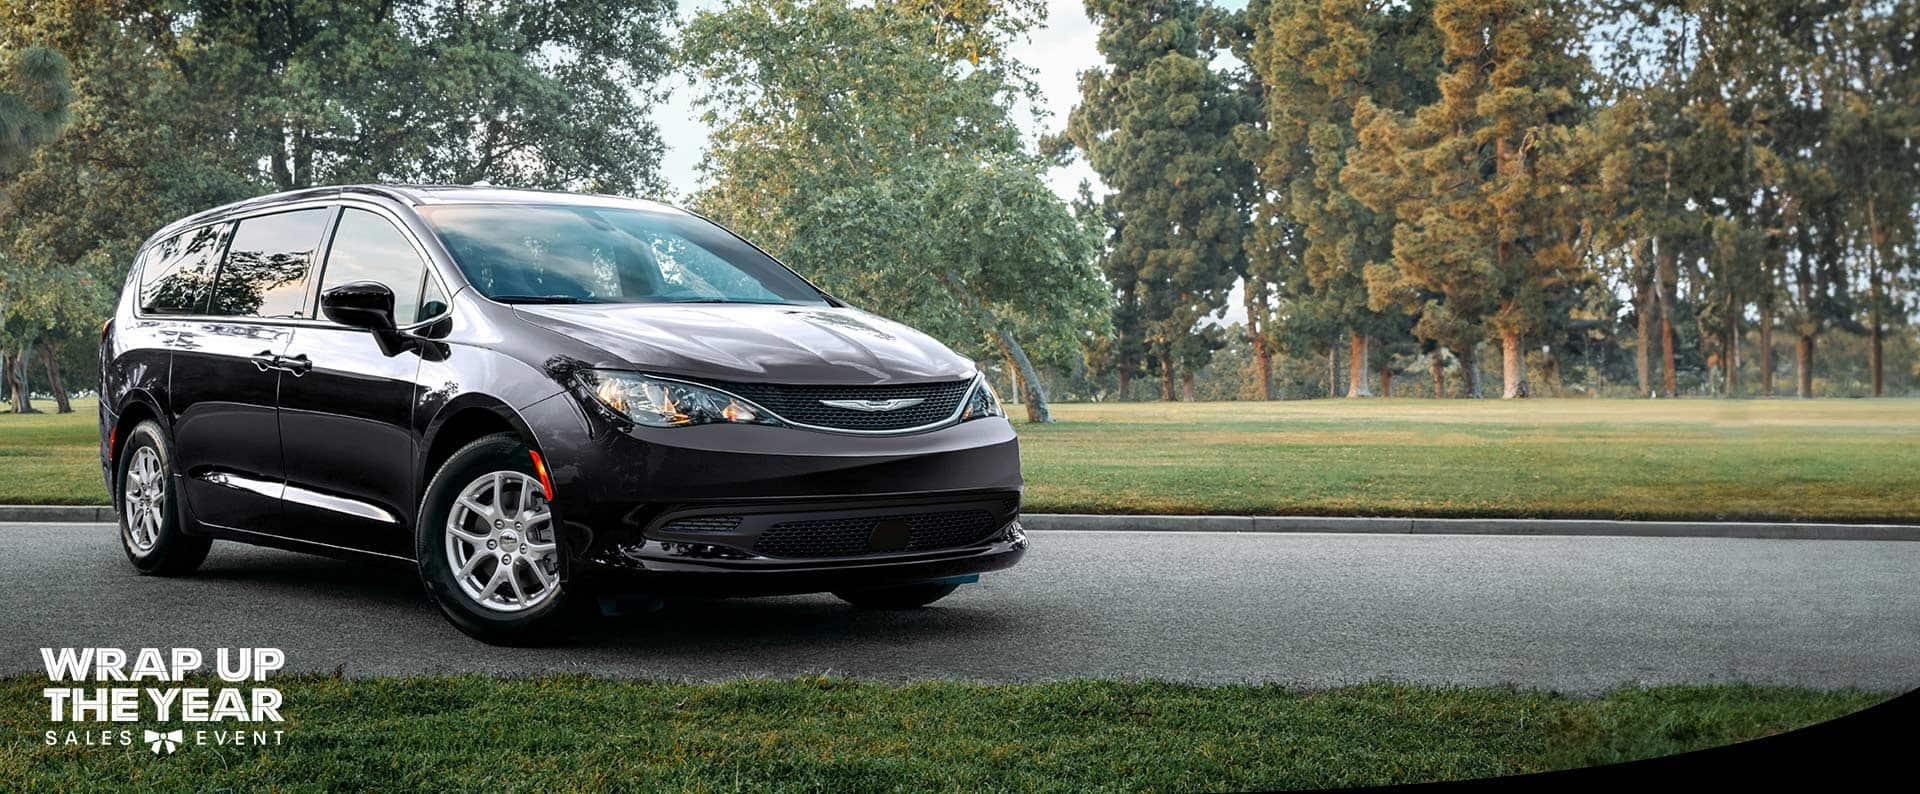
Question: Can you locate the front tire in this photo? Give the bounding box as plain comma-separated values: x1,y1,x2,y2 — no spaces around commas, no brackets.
833,582,963,609
417,434,580,645
116,420,211,576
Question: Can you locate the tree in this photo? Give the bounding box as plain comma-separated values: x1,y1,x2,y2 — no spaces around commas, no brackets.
1249,0,1440,399
0,44,73,413
1051,0,1256,401
1823,0,1918,397
682,0,1108,422
1345,0,1596,399
2,0,677,414
174,0,676,193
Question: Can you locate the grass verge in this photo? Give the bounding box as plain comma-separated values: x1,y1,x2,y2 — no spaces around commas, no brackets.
1,676,1886,791
7,398,1920,521
1017,399,1920,522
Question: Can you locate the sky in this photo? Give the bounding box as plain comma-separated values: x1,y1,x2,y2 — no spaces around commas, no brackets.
653,0,1244,203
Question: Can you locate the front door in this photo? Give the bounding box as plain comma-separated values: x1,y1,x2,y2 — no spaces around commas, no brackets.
276,207,447,558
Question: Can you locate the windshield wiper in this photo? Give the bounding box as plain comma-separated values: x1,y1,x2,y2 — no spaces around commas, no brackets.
493,294,595,304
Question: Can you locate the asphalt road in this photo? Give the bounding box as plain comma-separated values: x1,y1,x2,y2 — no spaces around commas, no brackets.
4,522,1917,692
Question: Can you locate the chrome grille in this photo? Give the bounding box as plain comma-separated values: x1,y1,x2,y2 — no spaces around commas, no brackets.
714,379,972,432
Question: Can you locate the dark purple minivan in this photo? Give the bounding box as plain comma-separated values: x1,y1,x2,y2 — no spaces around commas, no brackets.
99,185,1025,644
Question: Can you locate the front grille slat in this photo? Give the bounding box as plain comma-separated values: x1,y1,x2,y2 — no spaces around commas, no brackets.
753,509,1000,558
715,379,972,432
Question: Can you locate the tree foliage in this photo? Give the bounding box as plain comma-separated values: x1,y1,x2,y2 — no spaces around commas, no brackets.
1050,0,1257,400
682,0,1108,421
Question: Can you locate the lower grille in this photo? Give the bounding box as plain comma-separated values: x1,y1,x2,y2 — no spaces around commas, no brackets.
661,515,742,533
754,509,1000,559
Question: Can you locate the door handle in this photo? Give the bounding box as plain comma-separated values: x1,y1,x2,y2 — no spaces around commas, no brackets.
280,353,312,376
249,350,279,373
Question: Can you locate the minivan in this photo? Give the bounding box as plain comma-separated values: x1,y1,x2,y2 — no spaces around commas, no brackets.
100,185,1026,644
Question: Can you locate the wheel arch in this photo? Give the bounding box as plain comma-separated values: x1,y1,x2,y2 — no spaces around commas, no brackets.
418,396,546,508
106,391,169,491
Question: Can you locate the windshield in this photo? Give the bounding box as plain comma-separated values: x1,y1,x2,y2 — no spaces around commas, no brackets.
417,204,830,306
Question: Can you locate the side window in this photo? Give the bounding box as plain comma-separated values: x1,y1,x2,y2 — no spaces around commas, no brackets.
138,223,232,315
417,275,449,321
318,209,438,326
207,208,332,318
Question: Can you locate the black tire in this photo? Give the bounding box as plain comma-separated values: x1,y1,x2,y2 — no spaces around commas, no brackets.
116,420,211,576
416,433,584,645
833,582,963,609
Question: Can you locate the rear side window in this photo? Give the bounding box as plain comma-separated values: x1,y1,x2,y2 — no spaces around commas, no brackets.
138,223,231,315
318,209,438,326
207,208,333,318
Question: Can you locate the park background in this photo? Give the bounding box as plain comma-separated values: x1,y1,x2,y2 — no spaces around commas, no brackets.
0,2,1916,788
2,0,1916,521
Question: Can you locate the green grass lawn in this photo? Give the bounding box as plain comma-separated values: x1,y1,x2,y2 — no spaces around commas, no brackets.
0,676,1886,791
0,398,103,505
1015,399,1920,522
6,397,1920,521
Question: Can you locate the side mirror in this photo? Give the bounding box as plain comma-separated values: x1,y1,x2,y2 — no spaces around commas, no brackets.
320,281,397,332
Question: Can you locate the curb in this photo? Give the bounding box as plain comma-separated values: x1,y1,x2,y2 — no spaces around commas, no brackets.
4,505,1917,541
0,505,117,523
1018,513,1920,542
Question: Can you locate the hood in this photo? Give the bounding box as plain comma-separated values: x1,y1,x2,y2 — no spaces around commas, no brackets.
512,303,976,384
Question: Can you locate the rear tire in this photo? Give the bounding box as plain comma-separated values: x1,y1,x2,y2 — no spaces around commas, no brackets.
833,582,962,609
417,433,583,645
116,420,211,576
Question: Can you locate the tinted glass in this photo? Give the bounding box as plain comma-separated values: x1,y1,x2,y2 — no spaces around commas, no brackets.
418,275,449,320
138,223,231,315
319,209,436,326
418,204,828,306
208,208,332,318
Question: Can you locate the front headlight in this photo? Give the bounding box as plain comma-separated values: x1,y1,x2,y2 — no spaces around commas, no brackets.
962,374,1003,421
582,370,781,428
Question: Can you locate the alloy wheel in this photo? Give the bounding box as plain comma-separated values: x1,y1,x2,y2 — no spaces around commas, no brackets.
123,446,165,552
444,471,560,612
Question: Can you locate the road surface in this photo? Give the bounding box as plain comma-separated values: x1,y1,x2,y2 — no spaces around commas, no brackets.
4,522,1916,692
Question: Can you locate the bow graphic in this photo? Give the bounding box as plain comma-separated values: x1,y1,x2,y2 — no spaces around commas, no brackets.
144,729,184,755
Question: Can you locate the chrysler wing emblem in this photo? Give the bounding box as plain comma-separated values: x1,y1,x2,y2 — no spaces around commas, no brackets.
820,397,925,412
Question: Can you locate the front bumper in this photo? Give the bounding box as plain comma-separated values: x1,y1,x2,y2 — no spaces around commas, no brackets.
519,391,1026,596
576,522,1027,597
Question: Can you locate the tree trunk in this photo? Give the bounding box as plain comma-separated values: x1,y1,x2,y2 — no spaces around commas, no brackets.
1795,334,1814,399
1758,298,1774,397
1116,369,1131,401
1345,332,1371,398
8,341,37,414
1499,328,1528,399
997,329,1050,423
996,345,1023,405
37,341,71,414
1656,243,1677,397
1867,197,1884,397
1326,346,1337,398
1633,251,1654,397
1456,344,1481,398
1245,284,1272,400
1379,365,1392,398
1159,353,1175,402
1431,349,1445,399
1869,267,1884,397
936,270,1051,422
1180,370,1196,402
1723,302,1739,398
